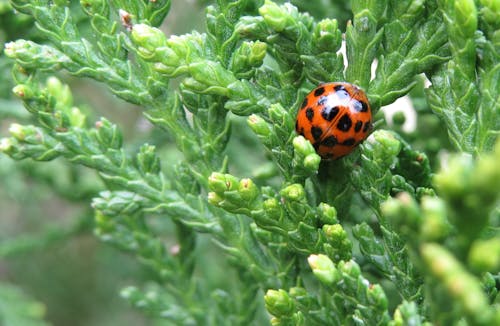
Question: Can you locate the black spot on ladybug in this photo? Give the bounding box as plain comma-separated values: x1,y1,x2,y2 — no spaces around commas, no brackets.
337,114,352,132
305,108,314,121
342,138,356,146
360,101,368,112
321,135,338,147
321,106,339,121
301,97,308,109
334,85,350,99
311,126,323,141
317,96,327,106
314,87,325,97
334,84,345,92
354,120,363,132
363,121,371,132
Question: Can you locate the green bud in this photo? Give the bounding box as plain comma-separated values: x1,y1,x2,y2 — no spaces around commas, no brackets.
131,24,168,60
480,0,500,26
322,224,347,245
280,184,306,202
293,136,316,157
9,123,36,141
289,287,307,298
268,103,288,124
69,107,86,128
292,135,321,176
314,19,341,51
317,203,338,225
308,254,340,285
265,289,295,317
259,1,294,32
338,260,361,278
4,40,29,58
165,34,192,61
454,0,477,37
368,284,388,310
248,114,271,137
208,172,240,193
231,41,267,78
208,192,223,206
238,178,259,202
420,196,450,241
364,130,402,168
46,76,73,110
95,118,123,150
137,144,160,175
248,41,267,65
468,238,500,272
0,138,14,153
263,198,282,219
303,154,320,172
12,84,34,99
208,172,229,193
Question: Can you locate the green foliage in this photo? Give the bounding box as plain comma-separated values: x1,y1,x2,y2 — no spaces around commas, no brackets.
0,283,49,326
0,0,499,325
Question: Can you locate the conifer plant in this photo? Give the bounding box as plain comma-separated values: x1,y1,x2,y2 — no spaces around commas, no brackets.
0,0,499,325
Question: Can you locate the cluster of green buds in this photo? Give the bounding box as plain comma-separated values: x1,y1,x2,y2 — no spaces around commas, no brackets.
10,77,85,130
247,102,321,182
0,77,91,161
229,40,267,79
130,21,268,114
263,254,389,324
208,170,353,260
208,173,261,216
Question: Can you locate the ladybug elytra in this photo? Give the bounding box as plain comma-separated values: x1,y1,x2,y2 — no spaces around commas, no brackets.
295,82,372,160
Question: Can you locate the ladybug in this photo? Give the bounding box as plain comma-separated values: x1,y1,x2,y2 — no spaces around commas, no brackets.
295,82,372,160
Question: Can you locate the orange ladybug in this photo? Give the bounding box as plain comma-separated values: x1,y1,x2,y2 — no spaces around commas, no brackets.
295,82,372,159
